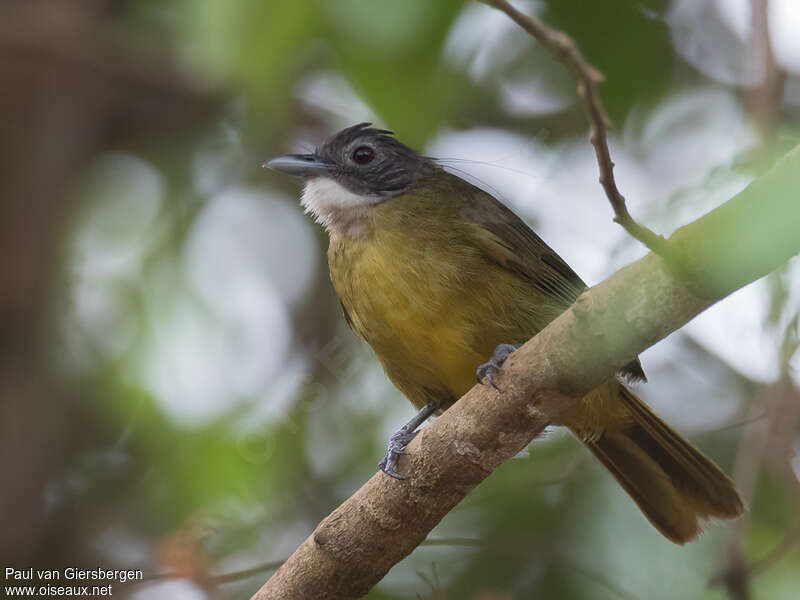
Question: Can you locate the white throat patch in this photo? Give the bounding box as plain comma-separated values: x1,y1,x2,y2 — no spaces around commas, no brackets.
301,178,380,236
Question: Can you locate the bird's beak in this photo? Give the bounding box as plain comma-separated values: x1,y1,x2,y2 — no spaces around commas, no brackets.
263,153,330,178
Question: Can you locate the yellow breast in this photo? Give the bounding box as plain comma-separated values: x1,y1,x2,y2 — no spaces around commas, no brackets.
328,206,490,407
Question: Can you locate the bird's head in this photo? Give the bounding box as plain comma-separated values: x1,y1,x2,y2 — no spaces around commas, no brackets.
265,123,436,234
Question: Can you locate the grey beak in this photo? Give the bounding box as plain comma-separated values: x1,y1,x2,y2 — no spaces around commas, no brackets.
263,153,330,177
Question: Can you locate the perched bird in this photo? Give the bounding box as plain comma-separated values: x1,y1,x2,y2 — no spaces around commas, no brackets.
266,123,744,544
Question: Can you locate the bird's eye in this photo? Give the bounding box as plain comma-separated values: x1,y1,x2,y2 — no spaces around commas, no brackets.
352,146,375,165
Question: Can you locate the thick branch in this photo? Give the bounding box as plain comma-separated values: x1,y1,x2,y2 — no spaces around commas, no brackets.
251,146,800,599
478,0,672,256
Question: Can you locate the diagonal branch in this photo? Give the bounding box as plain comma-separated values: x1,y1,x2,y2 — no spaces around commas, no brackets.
250,146,800,600
478,0,673,257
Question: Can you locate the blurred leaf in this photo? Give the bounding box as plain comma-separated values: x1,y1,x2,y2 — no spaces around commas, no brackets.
542,0,673,121
443,436,588,597
181,0,321,109
101,386,311,531
323,0,469,145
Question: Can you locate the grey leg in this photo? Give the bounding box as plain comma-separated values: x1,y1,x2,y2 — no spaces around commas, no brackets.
379,401,439,479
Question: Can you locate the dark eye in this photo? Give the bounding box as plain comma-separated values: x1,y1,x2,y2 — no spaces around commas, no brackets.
352,146,375,165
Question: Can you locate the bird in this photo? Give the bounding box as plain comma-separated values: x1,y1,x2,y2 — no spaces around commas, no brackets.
265,122,744,544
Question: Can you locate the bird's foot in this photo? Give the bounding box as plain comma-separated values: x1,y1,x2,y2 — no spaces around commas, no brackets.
476,343,521,390
378,428,420,480
378,401,439,480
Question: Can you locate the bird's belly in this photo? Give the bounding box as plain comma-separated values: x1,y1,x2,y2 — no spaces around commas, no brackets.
377,309,486,403
333,242,495,407
361,282,488,405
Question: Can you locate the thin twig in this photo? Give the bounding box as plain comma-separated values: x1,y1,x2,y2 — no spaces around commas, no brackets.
424,538,641,600
709,525,800,590
702,411,768,435
478,0,672,257
120,559,285,594
420,537,483,547
748,525,800,576
743,0,787,140
710,375,800,599
559,555,642,600
423,537,641,600
212,561,286,585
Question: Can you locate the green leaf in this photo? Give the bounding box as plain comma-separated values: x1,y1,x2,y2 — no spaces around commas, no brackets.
323,0,469,145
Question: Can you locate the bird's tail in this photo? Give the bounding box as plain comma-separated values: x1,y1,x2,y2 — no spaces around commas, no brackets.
573,386,744,544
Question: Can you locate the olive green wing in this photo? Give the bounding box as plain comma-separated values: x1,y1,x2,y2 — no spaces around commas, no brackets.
453,174,646,382
455,178,587,309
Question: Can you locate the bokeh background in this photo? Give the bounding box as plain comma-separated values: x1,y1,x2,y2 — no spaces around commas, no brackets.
2,0,799,598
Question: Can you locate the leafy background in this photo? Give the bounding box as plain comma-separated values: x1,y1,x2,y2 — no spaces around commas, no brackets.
1,0,799,599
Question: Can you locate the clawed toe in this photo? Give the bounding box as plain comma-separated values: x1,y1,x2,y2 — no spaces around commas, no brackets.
476,343,521,390
379,429,419,479
476,360,502,390
378,455,405,480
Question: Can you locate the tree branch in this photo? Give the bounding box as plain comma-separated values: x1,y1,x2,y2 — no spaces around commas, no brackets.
478,0,673,257
250,146,800,599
